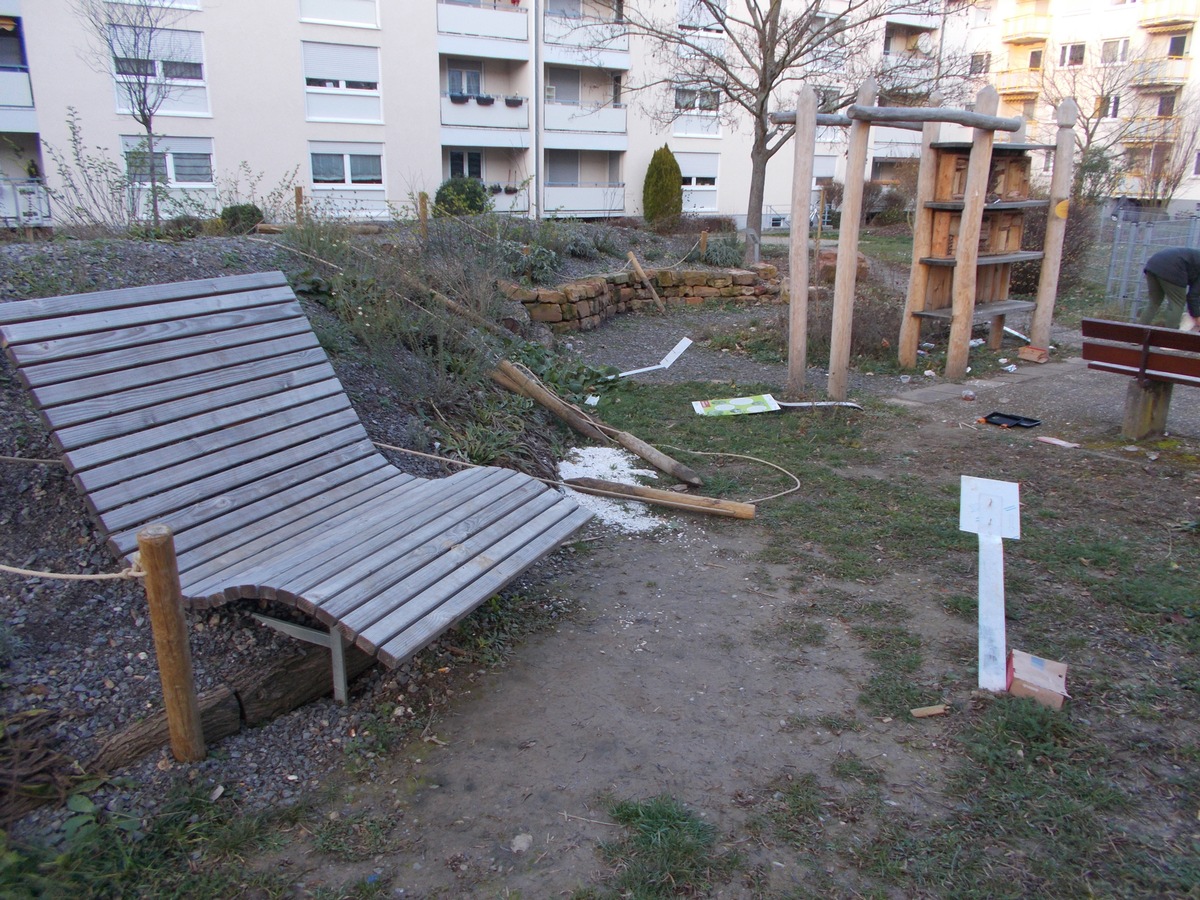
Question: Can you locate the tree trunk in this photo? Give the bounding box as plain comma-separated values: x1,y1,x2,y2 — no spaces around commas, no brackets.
744,136,769,266
146,125,161,231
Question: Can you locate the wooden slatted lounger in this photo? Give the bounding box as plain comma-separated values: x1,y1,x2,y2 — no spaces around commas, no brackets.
0,271,592,701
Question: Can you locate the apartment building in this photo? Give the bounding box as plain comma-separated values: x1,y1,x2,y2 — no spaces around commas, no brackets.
980,0,1200,213
0,0,962,230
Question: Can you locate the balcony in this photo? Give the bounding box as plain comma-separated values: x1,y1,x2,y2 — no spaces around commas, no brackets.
437,1,530,61
0,69,37,134
439,94,531,147
1123,116,1182,144
994,68,1042,97
493,185,529,214
543,13,630,68
885,0,940,31
1139,0,1200,32
1131,56,1192,88
544,181,625,216
545,101,625,133
1001,14,1051,44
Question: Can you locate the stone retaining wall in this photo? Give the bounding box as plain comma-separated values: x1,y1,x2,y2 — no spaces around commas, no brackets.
500,263,782,333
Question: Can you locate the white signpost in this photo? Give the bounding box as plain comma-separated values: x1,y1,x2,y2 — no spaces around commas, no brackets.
959,475,1021,692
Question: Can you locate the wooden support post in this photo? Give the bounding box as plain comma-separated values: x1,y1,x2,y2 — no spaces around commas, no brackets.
1122,379,1173,439
137,524,205,762
898,111,942,368
627,251,666,312
828,77,876,401
294,186,304,225
945,86,1000,381
699,230,709,258
787,86,817,394
418,192,429,243
1028,99,1079,356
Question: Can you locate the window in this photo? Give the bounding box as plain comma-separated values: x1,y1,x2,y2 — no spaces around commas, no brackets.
546,149,579,185
121,135,213,185
1158,92,1176,116
1095,95,1119,118
1101,39,1129,65
1059,43,1085,67
448,149,482,180
678,0,725,32
970,52,991,75
1028,49,1043,70
0,19,27,71
1193,151,1200,176
547,0,582,16
676,151,718,211
674,86,720,135
302,42,381,122
1023,99,1037,120
1043,150,1053,172
447,59,482,97
1168,33,1187,58
299,0,378,27
309,142,384,187
674,87,719,112
109,26,208,115
545,66,580,103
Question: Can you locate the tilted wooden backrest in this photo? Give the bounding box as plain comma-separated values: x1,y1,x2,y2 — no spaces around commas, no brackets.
1081,317,1200,385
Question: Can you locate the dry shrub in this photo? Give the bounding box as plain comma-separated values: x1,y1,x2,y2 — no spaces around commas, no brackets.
805,283,905,366
1011,198,1101,296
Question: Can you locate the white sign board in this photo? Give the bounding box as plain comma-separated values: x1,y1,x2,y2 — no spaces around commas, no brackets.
959,476,1020,539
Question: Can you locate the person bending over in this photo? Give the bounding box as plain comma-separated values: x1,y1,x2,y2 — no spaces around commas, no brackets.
1141,247,1200,330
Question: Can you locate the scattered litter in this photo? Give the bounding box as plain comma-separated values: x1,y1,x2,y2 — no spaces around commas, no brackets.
923,370,936,377
981,412,1041,428
558,446,665,534
1007,649,1069,710
1001,364,1018,373
910,704,949,718
1037,436,1080,449
961,390,976,401
1017,346,1050,363
900,374,911,384
511,833,534,854
920,342,935,350
691,394,863,415
584,394,600,406
998,358,1009,364
777,399,864,410
618,337,693,377
1122,445,1140,453
969,338,986,348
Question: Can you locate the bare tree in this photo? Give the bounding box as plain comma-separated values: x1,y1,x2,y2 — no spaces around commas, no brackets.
72,0,193,228
1122,87,1200,207
619,0,974,263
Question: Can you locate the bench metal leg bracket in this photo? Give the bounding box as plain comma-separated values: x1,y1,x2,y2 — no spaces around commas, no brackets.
251,613,350,704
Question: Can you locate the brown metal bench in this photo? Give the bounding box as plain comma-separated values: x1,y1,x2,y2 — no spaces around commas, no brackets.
1081,317,1200,439
0,271,591,700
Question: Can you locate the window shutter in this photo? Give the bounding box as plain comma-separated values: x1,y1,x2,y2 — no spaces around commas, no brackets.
302,42,380,83
675,152,718,180
150,29,203,63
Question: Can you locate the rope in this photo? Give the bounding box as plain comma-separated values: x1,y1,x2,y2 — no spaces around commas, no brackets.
0,562,144,581
661,445,803,504
0,455,63,465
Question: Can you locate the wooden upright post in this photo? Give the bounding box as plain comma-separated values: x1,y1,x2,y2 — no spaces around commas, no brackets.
138,524,205,762
897,109,943,368
1028,99,1079,356
787,85,818,393
828,77,876,401
294,186,304,225
418,191,430,243
944,86,1000,380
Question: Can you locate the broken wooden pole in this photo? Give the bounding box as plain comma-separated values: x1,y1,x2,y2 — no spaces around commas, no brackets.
565,477,754,519
787,85,817,393
627,251,666,312
294,185,304,225
599,427,703,487
137,524,205,763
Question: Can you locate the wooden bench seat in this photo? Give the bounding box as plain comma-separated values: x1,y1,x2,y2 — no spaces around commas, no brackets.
0,271,591,695
1081,317,1200,439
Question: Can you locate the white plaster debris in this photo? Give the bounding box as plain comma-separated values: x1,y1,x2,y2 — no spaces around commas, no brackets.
558,446,668,534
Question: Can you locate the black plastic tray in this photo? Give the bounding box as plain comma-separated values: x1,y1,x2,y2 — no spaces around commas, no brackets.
983,411,1041,428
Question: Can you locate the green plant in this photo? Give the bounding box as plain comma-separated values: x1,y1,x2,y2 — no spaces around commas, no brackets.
642,145,682,230
219,202,263,235
433,176,492,217
500,239,559,284
702,235,744,267
41,109,139,233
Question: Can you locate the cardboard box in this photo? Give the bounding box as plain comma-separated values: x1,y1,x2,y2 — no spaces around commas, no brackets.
1007,650,1069,710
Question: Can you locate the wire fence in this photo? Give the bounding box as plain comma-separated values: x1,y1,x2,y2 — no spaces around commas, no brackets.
1105,211,1200,319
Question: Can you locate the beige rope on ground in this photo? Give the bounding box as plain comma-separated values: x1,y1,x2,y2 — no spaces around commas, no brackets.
0,562,143,581
0,455,63,465
661,445,803,505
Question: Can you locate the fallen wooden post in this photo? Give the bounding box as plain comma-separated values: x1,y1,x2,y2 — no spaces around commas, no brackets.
627,251,666,312
565,476,755,519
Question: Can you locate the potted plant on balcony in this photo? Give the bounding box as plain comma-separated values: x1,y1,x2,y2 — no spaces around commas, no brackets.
449,92,469,104
476,94,495,106
488,183,503,194
505,96,524,108
503,184,519,194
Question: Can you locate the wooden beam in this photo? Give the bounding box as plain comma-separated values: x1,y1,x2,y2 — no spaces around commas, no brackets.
564,476,755,519
827,78,875,401
945,86,1000,381
847,104,1022,132
627,251,666,312
769,111,920,131
898,112,942,368
1028,99,1079,355
788,86,817,393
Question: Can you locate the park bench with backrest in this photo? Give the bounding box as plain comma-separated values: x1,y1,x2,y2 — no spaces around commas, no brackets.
1080,317,1200,439
0,271,591,700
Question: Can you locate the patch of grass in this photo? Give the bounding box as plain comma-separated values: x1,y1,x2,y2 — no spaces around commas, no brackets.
858,231,914,267
591,795,741,898
830,751,884,786
775,618,828,648
312,813,403,860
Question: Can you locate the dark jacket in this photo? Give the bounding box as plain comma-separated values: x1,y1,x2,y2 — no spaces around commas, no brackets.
1144,247,1200,302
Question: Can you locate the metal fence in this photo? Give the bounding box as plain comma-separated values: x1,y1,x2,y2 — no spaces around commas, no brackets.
1105,211,1200,319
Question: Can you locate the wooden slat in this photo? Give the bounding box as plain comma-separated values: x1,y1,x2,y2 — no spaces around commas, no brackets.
87,407,365,511
43,349,335,432
0,284,298,345
344,489,564,642
178,467,510,599
913,299,1036,321
919,250,1043,267
54,365,340,453
375,504,593,666
31,332,322,409
75,391,351,488
1082,318,1200,353
1083,359,1200,387
0,272,289,328
17,306,310,385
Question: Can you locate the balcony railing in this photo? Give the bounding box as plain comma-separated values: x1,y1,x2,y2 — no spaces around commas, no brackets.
544,101,626,133
994,68,1042,96
1001,14,1051,44
1123,116,1182,144
1139,0,1200,31
544,13,628,51
436,0,528,41
1131,56,1192,87
0,68,34,108
544,182,625,214
440,94,529,129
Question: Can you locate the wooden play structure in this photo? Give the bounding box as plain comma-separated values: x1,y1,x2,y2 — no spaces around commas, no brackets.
775,80,1078,398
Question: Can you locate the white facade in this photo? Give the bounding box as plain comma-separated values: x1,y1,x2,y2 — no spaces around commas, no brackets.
1,1,975,228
